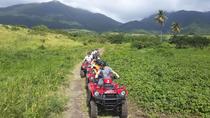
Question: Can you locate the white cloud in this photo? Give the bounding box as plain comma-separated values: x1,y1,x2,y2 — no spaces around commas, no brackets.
60,0,210,22
0,0,210,22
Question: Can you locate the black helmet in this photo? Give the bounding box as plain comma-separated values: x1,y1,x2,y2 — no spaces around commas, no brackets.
100,61,107,67
96,59,102,65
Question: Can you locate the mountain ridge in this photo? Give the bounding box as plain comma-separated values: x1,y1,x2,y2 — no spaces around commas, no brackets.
119,10,210,33
0,1,122,32
0,1,210,33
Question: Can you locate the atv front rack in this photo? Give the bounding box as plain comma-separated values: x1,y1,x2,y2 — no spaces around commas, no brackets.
94,94,126,111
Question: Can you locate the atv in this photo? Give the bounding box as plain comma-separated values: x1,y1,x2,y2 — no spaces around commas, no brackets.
87,77,128,118
80,61,90,78
85,67,95,89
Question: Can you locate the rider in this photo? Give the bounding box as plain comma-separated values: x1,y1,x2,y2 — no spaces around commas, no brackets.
96,61,120,86
92,49,100,60
90,59,101,81
84,51,93,63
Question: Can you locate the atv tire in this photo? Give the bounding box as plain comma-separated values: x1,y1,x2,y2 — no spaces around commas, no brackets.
120,100,128,118
90,100,98,118
85,77,89,89
86,90,91,106
80,70,85,78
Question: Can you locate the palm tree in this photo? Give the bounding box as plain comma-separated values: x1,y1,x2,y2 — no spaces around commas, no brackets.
155,10,167,42
171,22,181,37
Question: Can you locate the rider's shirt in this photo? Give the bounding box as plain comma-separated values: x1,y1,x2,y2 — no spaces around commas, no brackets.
84,55,93,63
100,66,113,78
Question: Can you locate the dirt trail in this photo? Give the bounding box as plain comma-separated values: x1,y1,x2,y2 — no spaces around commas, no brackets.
62,48,147,118
62,62,89,118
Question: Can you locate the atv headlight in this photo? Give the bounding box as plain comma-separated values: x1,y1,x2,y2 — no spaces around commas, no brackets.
94,91,99,96
120,91,126,96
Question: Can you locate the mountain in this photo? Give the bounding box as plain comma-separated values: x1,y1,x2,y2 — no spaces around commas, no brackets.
0,1,121,32
1,2,210,33
119,10,210,34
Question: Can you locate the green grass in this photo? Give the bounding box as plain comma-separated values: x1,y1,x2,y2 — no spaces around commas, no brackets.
0,26,92,118
103,44,210,117
1,25,210,118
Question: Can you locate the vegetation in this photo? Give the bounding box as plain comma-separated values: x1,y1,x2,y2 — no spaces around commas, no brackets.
0,25,93,118
170,35,210,48
103,45,210,117
171,22,181,36
1,23,210,118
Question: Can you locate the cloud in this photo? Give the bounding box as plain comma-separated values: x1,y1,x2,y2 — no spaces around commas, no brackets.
0,0,51,7
58,0,210,22
0,0,210,22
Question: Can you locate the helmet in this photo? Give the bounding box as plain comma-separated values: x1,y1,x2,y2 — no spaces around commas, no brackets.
95,59,101,65
100,61,107,67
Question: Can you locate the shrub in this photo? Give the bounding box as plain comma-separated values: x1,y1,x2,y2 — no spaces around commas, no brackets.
31,25,49,36
97,38,107,44
170,35,210,48
129,35,161,48
16,25,28,28
83,42,88,46
32,25,49,31
107,34,124,44
2,25,10,29
11,26,21,31
131,41,144,49
158,42,175,48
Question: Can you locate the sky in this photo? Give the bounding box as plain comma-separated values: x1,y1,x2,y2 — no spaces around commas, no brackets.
0,0,210,22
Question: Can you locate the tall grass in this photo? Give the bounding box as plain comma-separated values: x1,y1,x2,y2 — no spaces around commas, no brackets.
0,26,91,117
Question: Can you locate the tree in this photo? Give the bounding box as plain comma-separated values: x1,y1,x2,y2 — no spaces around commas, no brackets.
155,10,167,42
171,22,181,37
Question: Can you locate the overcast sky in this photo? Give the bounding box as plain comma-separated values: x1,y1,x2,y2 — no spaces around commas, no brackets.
0,0,210,22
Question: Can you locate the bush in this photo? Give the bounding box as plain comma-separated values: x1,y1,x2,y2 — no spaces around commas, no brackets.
158,42,175,48
32,25,49,31
11,26,21,31
170,35,210,48
16,25,28,28
97,38,107,44
129,35,161,49
131,41,144,49
31,25,49,36
2,25,10,29
106,34,124,44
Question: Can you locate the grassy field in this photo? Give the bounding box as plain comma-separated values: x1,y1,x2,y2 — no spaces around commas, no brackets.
0,26,93,118
1,25,210,118
103,44,210,117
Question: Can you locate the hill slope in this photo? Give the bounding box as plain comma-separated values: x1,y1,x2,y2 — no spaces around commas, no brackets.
0,1,121,32
120,10,210,33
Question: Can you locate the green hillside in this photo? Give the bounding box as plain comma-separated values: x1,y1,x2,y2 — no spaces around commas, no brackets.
0,1,121,32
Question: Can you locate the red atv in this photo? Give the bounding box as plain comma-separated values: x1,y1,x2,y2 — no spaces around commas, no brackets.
85,67,96,89
80,61,90,78
87,77,128,118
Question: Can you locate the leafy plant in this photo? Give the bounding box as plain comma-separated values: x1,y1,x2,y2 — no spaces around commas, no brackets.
103,45,210,117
